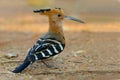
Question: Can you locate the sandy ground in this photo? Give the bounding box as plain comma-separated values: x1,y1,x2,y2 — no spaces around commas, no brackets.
0,0,120,79
0,18,120,80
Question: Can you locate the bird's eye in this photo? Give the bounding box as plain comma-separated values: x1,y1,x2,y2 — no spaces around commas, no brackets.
57,14,62,17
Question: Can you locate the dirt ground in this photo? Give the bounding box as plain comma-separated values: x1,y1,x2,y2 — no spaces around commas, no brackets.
0,14,120,80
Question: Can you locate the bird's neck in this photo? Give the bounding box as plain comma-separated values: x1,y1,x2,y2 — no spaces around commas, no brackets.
48,17,64,36
42,17,65,43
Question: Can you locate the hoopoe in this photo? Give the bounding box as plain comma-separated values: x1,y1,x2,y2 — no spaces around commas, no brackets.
12,8,84,73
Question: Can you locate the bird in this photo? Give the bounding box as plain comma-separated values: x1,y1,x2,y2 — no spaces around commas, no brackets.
12,8,84,73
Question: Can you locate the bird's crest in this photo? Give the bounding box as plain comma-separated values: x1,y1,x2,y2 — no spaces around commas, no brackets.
33,8,64,16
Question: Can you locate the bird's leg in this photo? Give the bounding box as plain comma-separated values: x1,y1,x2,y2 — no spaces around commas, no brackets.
41,59,58,69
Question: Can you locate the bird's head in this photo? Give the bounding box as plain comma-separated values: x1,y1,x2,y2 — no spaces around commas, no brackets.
33,8,85,23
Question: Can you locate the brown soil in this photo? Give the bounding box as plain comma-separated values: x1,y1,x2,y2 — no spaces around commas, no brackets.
0,18,120,80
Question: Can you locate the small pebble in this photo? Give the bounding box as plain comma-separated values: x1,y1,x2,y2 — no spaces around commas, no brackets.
3,53,18,59
72,50,86,57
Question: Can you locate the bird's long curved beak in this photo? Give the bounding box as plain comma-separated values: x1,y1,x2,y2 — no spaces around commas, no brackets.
65,16,85,23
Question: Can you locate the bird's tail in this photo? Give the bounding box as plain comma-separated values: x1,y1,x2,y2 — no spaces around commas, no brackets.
12,60,31,73
12,53,38,73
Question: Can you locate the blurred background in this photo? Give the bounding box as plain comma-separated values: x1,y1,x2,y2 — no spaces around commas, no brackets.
0,1,120,80
0,0,120,15
0,0,120,32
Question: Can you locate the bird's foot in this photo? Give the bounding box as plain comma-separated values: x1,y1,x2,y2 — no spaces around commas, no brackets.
41,60,58,69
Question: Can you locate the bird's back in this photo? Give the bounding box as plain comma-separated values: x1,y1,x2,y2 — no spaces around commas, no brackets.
41,32,65,44
29,37,65,59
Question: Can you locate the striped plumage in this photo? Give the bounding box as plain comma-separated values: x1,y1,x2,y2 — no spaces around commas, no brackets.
12,38,65,73
12,8,84,73
28,38,65,61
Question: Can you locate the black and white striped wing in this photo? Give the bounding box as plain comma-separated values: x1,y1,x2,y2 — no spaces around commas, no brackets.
26,38,65,62
12,38,65,73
